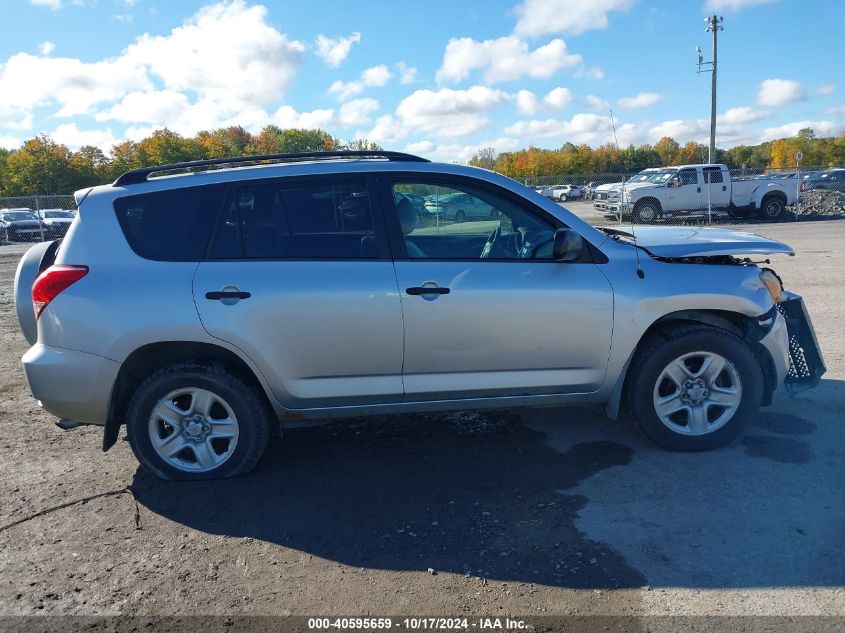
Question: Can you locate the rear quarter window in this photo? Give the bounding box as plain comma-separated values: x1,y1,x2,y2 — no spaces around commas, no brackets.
114,185,224,261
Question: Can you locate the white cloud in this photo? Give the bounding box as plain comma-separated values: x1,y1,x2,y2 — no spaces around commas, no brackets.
0,134,22,150
818,84,836,96
338,98,380,127
514,0,633,37
544,87,572,109
576,66,605,81
96,90,190,123
328,64,391,101
113,13,134,24
314,32,360,68
51,123,118,151
617,92,663,109
436,36,581,85
355,115,407,144
758,79,806,107
5,1,306,134
403,137,520,164
504,113,614,143
707,0,778,11
30,0,62,9
584,95,609,110
396,61,418,85
273,105,335,130
515,90,539,116
396,86,509,138
39,41,55,55
718,106,768,124
760,120,841,141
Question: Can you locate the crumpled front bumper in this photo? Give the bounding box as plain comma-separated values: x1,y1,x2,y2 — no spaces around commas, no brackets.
776,292,826,394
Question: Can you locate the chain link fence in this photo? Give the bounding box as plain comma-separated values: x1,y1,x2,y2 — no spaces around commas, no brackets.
519,165,845,226
0,195,77,254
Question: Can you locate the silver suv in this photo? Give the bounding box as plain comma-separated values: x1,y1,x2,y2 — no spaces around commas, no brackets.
14,151,825,480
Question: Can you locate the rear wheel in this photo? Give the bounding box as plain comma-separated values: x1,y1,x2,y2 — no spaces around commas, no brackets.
454,210,466,223
760,194,788,221
126,364,272,480
625,325,763,451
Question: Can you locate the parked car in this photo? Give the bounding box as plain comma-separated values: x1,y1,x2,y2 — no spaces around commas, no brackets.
36,209,75,237
423,191,497,222
800,169,845,192
1,209,44,242
605,164,798,222
14,151,824,479
593,168,663,212
551,185,582,201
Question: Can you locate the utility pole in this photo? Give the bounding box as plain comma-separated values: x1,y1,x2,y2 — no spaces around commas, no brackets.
698,14,723,164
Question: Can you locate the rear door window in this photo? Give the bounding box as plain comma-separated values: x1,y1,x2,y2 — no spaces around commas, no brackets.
210,177,380,259
114,185,224,261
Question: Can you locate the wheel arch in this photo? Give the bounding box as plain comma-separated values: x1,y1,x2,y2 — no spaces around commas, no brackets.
604,308,778,420
633,196,662,210
757,188,787,209
103,340,278,451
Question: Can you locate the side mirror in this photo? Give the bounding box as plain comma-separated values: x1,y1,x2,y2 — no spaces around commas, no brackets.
553,228,584,262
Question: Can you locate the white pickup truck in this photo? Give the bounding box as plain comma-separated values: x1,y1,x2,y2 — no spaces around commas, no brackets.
603,164,798,223
593,168,661,212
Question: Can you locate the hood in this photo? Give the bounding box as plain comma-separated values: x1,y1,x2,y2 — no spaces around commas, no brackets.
610,226,794,257
595,181,623,192
624,183,661,195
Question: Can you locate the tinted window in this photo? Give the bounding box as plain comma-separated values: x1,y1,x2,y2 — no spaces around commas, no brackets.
679,169,699,185
114,185,223,261
703,167,723,184
211,178,376,259
392,181,556,260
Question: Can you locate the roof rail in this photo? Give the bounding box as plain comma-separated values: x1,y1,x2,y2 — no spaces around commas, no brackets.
113,150,430,186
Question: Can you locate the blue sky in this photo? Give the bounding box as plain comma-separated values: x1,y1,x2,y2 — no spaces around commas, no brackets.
1,0,843,161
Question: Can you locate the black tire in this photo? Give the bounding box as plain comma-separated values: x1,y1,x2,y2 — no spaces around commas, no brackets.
624,324,763,451
633,200,660,223
454,210,465,223
126,363,273,480
759,194,788,221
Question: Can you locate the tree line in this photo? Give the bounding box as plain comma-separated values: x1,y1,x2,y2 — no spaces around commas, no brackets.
0,125,842,197
469,128,845,178
0,126,382,197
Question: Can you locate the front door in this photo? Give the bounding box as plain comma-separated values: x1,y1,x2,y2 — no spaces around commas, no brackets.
193,175,404,409
383,176,614,402
665,168,703,212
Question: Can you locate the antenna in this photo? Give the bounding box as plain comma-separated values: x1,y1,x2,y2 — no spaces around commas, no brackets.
610,108,644,279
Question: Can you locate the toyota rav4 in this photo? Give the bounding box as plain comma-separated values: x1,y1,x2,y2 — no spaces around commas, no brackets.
14,151,825,479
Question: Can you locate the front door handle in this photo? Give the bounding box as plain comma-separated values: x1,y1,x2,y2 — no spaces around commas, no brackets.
407,286,450,296
206,290,251,300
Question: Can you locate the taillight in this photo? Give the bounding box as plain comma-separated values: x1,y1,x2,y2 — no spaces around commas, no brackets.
32,265,88,319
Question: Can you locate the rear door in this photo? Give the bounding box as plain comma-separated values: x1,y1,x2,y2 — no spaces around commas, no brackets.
193,175,405,409
703,166,730,209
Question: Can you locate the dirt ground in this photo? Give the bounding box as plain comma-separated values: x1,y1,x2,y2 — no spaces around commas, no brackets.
0,220,843,628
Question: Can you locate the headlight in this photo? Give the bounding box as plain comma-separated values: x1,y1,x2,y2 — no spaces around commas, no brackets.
760,269,783,303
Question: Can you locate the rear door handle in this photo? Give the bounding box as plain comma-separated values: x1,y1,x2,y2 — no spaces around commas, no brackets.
697,187,702,193
206,291,251,300
406,286,450,296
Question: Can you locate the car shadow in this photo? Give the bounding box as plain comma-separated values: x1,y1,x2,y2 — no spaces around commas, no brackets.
131,408,647,589
131,379,845,590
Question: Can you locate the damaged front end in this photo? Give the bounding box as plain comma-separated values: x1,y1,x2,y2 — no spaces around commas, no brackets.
777,292,827,394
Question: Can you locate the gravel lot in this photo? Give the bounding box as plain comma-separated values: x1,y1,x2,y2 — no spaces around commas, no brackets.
0,220,842,626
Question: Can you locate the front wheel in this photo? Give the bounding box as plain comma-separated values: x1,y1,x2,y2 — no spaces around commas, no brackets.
126,363,272,480
633,202,660,223
625,325,763,451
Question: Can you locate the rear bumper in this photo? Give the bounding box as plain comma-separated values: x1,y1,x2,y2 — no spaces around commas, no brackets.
22,344,119,426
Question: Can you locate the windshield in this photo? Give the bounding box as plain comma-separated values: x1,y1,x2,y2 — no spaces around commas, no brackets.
44,211,73,218
626,173,653,183
647,169,677,183
2,212,38,221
